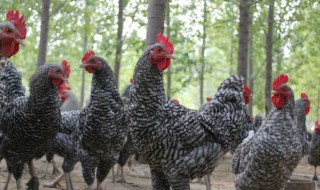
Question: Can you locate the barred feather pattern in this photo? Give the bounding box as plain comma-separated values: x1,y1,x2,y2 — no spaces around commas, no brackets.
252,114,263,132
232,89,308,190
0,58,25,160
118,84,137,166
60,91,81,111
75,56,128,186
308,131,320,168
0,58,25,101
128,43,250,189
47,110,80,173
0,64,62,182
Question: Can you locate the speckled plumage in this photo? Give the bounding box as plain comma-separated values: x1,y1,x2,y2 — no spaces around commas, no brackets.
0,58,25,163
232,91,308,190
128,43,250,190
60,90,81,111
75,56,128,188
308,130,320,180
0,64,63,189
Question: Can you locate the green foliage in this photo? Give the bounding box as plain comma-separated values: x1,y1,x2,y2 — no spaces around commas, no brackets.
1,0,319,126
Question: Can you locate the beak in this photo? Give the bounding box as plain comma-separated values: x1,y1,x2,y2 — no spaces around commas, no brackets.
62,77,69,83
79,63,86,68
166,54,176,59
16,39,26,46
271,90,278,95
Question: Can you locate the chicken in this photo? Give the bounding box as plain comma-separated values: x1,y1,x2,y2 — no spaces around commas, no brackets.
197,85,252,190
128,33,250,189
41,61,81,179
43,110,80,190
0,10,26,59
232,74,309,190
308,121,320,181
0,63,68,190
112,81,138,183
0,10,27,165
74,50,128,190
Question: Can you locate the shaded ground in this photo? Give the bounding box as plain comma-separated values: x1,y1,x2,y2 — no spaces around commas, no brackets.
0,154,316,190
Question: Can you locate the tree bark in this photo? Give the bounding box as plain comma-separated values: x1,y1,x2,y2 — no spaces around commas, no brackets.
248,13,253,116
114,0,124,89
265,0,275,115
165,0,172,99
200,0,207,105
37,0,51,67
237,0,251,83
146,0,166,47
80,1,89,108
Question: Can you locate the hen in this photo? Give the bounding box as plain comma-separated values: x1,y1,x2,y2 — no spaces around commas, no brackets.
41,61,81,179
128,33,250,189
75,50,128,190
232,74,309,190
0,10,26,163
0,64,68,190
308,121,320,181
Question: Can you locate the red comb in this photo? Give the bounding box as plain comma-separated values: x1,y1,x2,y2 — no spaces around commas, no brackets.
171,98,180,104
61,60,70,78
206,97,213,102
6,10,27,39
244,85,251,95
272,74,288,91
130,78,133,84
315,121,320,134
301,93,309,99
157,33,174,54
82,50,95,63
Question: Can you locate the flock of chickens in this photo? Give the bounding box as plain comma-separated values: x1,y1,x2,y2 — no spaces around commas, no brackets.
0,9,319,190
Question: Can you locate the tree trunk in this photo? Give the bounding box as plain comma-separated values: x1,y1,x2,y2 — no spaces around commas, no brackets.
114,0,124,89
37,0,51,67
165,0,172,99
248,14,253,116
80,1,89,108
229,3,235,75
146,0,166,47
80,29,88,108
200,0,207,105
237,0,250,83
265,0,275,115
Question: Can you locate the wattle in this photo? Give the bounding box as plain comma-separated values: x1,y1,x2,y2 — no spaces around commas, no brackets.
52,79,64,87
86,66,96,73
272,95,284,108
1,39,18,58
156,59,171,71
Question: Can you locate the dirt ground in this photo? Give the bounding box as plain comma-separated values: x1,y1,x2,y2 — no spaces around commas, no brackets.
0,154,316,190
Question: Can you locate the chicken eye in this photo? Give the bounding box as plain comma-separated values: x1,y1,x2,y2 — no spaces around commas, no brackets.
5,28,12,33
90,59,95,63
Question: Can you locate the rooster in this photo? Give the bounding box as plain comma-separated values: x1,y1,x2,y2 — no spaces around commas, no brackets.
232,74,309,190
0,10,26,59
0,10,27,165
128,33,250,189
308,121,320,181
74,50,128,190
0,63,68,190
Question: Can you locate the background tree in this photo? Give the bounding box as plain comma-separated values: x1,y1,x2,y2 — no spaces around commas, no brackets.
265,0,275,115
165,0,172,99
237,0,251,83
37,0,51,67
114,0,126,88
146,0,166,47
199,0,207,105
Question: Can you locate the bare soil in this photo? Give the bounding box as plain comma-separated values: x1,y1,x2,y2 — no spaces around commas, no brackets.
0,154,316,190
